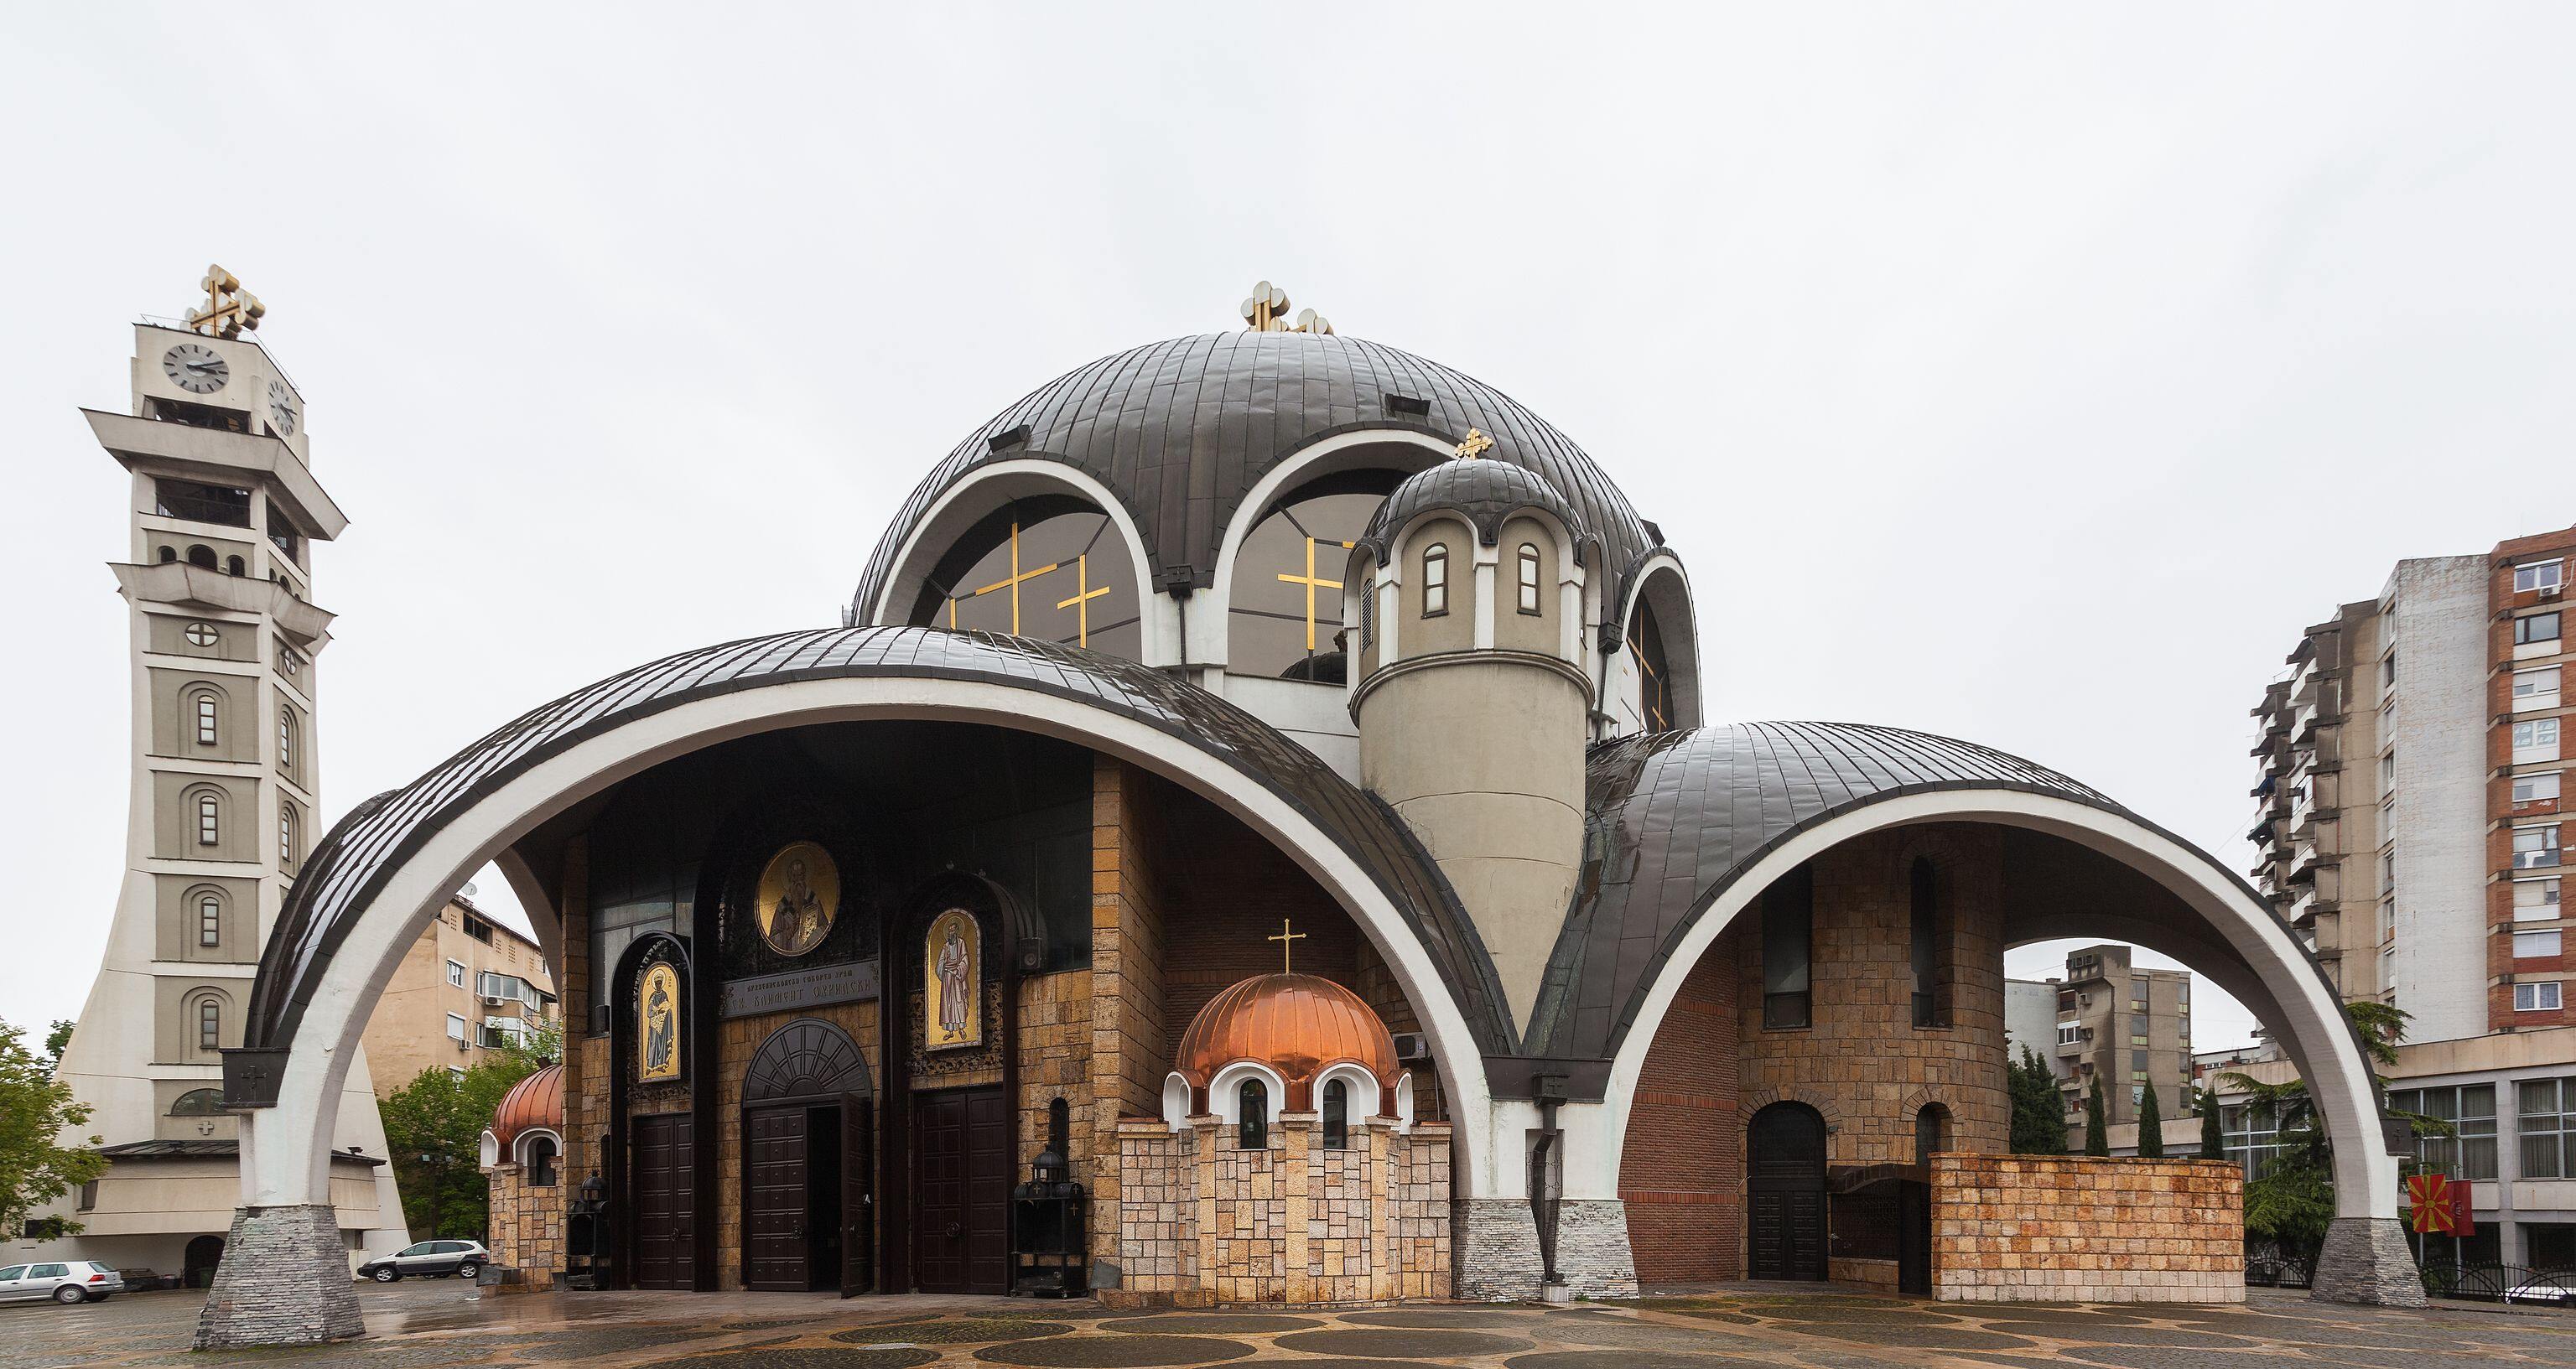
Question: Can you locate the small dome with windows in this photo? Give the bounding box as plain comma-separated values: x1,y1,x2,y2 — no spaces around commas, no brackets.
1358,457,1590,561
478,1063,564,1169
1161,972,1410,1130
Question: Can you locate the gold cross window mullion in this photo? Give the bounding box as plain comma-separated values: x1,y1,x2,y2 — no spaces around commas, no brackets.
1056,553,1109,647
1276,537,1353,653
969,522,1060,636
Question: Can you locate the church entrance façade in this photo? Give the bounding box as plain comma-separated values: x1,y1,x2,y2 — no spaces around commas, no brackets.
741,1019,874,1294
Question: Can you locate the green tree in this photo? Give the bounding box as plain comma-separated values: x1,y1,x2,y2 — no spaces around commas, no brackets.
2198,1086,2225,1160
2137,1078,2164,1158
2083,1077,2110,1156
2007,1046,2068,1154
0,1020,109,1237
2216,1000,2430,1253
43,1021,73,1066
378,1037,549,1242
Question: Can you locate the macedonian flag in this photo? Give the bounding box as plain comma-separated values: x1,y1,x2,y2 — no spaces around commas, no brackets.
2407,1173,2460,1236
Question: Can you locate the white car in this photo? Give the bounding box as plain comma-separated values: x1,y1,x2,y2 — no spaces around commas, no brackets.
0,1261,126,1304
356,1240,488,1283
2506,1273,2576,1306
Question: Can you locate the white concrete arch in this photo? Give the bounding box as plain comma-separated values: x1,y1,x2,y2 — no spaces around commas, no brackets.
1202,430,1456,671
232,673,1498,1215
1582,788,2398,1232
862,460,1166,664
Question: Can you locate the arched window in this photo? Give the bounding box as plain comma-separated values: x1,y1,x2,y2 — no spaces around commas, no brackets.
1911,858,1941,1028
1238,1078,1269,1149
1915,1104,1950,1168
1761,863,1814,1029
1047,1096,1071,1158
907,498,1140,659
193,692,220,746
197,996,221,1052
198,893,221,947
224,555,245,577
1516,543,1542,614
1359,568,1376,647
169,1088,226,1116
195,791,221,847
1322,1077,1349,1150
523,1134,559,1187
1628,604,1675,732
279,804,296,863
278,707,295,772
158,546,178,564
1229,486,1385,680
186,545,217,569
1421,543,1449,617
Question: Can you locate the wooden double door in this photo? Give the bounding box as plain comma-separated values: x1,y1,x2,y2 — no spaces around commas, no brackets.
910,1085,1010,1294
631,1113,697,1290
744,1099,873,1294
1747,1103,1828,1281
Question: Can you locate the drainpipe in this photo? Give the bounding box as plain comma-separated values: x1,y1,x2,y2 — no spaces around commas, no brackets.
1159,567,1196,683
1531,1072,1567,1299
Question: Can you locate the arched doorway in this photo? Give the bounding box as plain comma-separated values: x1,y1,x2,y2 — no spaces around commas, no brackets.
741,1018,872,1295
184,1234,225,1288
1747,1102,1826,1280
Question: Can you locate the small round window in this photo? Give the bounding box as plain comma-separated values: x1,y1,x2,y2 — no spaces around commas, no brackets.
184,622,220,648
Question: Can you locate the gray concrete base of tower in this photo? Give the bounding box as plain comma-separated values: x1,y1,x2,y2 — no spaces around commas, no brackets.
194,1205,363,1349
2309,1216,2428,1308
1455,1197,1639,1301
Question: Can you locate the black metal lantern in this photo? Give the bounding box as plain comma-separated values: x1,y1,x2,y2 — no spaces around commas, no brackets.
1010,1143,1088,1297
566,1171,610,1290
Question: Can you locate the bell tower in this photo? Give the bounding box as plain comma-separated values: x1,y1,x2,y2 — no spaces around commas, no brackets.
32,269,408,1274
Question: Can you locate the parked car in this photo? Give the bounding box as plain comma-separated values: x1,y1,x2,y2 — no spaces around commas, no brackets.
0,1261,126,1304
2506,1271,2576,1306
356,1240,488,1283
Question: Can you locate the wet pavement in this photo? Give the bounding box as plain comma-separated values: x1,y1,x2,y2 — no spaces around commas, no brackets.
5,1280,2573,1368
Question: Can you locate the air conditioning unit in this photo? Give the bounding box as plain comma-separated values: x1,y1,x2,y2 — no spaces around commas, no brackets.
484,995,510,1008
1390,1031,1431,1063
2542,584,2563,599
454,1036,471,1051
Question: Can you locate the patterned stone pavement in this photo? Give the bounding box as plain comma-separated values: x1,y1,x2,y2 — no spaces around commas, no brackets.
5,1282,2573,1369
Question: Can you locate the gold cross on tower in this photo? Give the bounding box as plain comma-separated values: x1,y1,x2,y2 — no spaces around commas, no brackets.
1269,917,1306,974
1276,536,1352,653
1454,428,1495,459
970,523,1060,635
184,264,265,339
1056,553,1109,647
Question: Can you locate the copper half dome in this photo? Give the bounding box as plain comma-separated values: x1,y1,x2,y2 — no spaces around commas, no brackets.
490,1063,564,1149
1171,972,1401,1112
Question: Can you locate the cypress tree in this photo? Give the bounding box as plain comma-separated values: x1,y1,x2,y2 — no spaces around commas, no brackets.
2137,1078,2164,1158
2084,1077,2111,1157
2199,1086,2226,1160
2008,1046,2068,1154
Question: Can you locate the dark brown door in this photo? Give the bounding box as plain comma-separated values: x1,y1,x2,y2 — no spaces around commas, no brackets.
745,1106,809,1291
631,1113,696,1290
1748,1102,1826,1281
842,1098,875,1296
911,1085,1010,1293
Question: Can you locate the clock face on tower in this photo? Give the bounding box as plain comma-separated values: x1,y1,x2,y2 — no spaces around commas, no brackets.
267,379,299,437
162,344,228,394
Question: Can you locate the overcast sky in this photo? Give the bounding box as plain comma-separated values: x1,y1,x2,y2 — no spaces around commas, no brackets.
6,6,2572,1058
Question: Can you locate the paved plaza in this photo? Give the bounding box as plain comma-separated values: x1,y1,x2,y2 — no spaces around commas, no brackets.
6,1283,2573,1369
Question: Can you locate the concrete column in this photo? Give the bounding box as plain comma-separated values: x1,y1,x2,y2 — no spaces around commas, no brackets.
2310,1216,2428,1307
193,1204,361,1348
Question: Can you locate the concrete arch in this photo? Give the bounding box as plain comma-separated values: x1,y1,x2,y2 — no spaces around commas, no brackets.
1737,1086,1848,1133
1592,788,2399,1240
861,459,1164,661
230,672,1498,1218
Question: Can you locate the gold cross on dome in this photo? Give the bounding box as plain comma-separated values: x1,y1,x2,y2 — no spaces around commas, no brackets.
1454,428,1494,459
1276,536,1352,652
1269,917,1306,974
971,522,1060,635
1056,552,1109,647
185,264,264,339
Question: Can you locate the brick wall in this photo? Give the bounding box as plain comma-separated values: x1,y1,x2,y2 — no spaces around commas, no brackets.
1932,1154,2243,1303
1619,941,1741,1282
483,1161,564,1284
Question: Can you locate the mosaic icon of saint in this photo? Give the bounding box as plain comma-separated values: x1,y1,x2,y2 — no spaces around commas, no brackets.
937,920,971,1036
770,858,827,955
755,842,839,958
641,968,678,1080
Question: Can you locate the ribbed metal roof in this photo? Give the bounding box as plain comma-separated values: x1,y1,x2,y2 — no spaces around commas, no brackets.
1358,458,1591,558
1524,721,2120,1061
850,331,1658,620
245,627,1515,1070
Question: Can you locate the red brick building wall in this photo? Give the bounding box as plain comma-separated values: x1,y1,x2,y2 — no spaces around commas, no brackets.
1618,933,1742,1282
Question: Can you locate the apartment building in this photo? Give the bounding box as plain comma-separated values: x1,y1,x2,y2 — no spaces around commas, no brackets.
2232,523,2574,1271
2009,945,2194,1152
358,895,558,1094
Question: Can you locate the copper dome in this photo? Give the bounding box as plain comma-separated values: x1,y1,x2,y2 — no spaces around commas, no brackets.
1172,972,1402,1112
490,1063,563,1149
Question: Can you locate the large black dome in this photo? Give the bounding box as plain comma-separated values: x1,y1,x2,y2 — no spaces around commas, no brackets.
851,331,1660,623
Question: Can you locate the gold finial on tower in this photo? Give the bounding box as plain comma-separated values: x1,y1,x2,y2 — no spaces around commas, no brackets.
1240,281,1332,335
1268,917,1306,974
184,264,264,339
1453,428,1494,459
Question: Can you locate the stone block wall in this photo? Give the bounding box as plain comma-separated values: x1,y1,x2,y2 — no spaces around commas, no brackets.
1932,1154,2244,1304
1108,1115,1450,1308
482,1160,564,1286
1089,759,1171,1282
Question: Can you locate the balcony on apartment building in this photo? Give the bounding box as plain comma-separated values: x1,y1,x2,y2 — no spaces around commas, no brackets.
2288,839,2328,885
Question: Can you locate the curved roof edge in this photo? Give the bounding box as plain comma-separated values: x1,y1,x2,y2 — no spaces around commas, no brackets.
1524,721,2127,1063
246,627,1517,1066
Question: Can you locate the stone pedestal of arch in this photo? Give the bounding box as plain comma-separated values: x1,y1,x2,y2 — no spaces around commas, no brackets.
193,1204,361,1349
